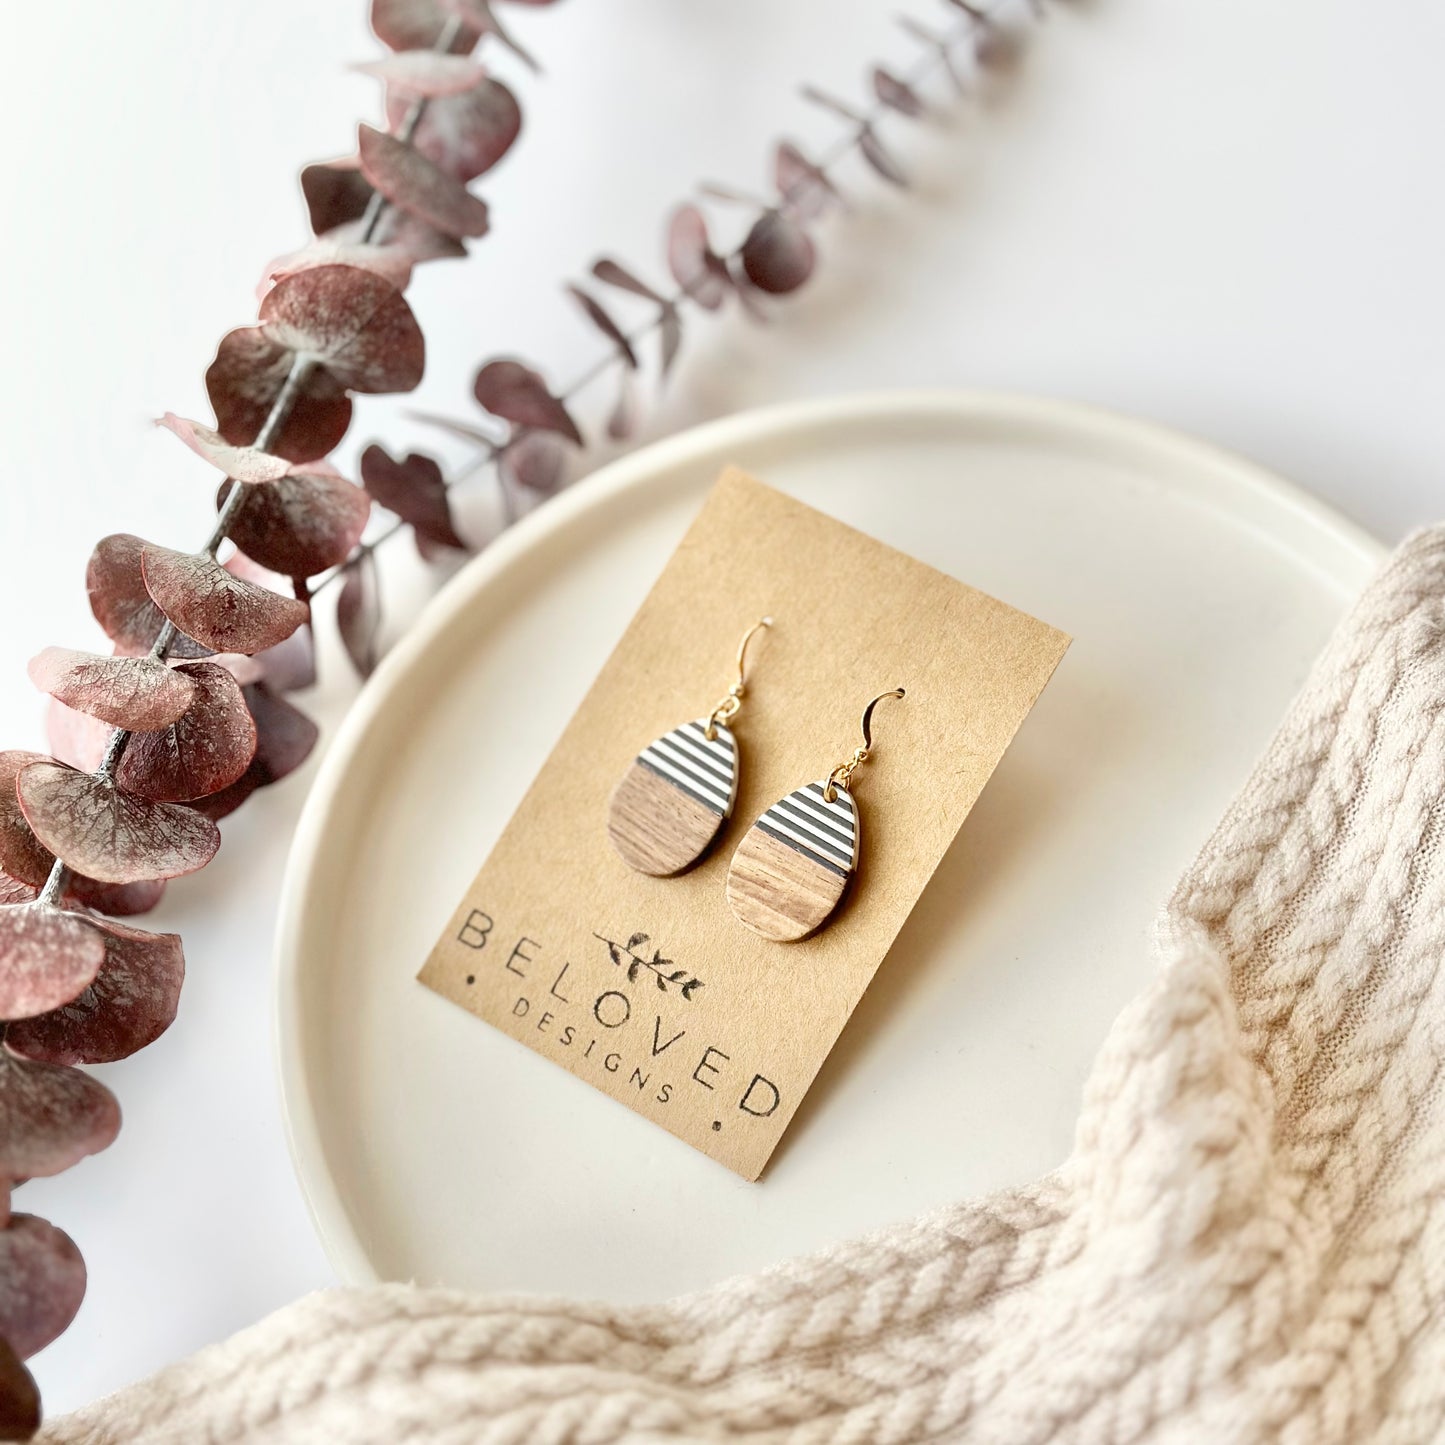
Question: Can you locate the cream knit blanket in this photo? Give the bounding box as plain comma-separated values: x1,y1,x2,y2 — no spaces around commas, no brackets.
47,528,1445,1445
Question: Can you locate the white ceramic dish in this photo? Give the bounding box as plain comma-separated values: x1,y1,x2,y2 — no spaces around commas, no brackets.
276,390,1382,1296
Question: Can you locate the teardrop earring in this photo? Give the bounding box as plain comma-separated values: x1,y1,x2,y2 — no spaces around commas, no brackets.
726,687,906,942
606,617,773,877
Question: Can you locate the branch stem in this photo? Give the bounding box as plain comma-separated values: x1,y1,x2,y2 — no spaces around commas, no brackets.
34,16,465,912
311,0,1009,601
357,16,463,243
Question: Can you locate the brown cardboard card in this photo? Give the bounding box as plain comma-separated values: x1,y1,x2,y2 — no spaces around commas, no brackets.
419,470,1070,1180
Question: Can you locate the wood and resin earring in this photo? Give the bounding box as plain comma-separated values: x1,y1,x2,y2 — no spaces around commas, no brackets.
607,618,773,877
726,687,906,942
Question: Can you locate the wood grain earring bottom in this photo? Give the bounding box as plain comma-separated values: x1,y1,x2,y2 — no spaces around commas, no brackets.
727,781,859,941
607,718,739,876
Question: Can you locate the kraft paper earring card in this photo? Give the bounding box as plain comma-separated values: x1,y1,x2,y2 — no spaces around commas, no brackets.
418,469,1070,1180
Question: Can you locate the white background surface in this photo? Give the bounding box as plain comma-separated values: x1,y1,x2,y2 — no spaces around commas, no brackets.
2,0,1440,1417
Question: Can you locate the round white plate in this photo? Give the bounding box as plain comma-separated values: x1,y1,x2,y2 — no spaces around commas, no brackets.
276,390,1382,1295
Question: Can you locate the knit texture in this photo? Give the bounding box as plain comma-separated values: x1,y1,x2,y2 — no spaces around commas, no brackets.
46,528,1445,1445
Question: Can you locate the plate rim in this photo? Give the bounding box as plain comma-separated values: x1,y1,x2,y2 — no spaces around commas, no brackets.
272,387,1386,1285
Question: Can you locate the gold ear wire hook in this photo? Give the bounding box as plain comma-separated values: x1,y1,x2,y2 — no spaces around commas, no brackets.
735,616,773,689
705,617,773,739
860,688,906,750
825,687,906,800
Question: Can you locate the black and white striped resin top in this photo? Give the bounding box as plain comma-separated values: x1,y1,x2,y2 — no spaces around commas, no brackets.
636,719,738,817
755,781,858,876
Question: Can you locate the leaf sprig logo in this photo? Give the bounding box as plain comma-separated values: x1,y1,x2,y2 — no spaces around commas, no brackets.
593,931,704,1000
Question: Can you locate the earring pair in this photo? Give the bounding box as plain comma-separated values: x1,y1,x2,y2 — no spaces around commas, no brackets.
606,618,906,942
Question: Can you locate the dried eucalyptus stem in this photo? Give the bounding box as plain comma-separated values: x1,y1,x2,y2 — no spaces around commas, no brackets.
0,1,560,1431
328,0,1040,665
31,22,465,911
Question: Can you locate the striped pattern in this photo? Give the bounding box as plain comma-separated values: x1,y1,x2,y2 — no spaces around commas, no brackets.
754,781,858,877
607,718,738,877
635,719,737,817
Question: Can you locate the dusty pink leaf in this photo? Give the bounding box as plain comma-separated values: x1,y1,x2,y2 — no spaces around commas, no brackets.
221,549,297,592
302,158,470,263
380,214,470,261
450,0,538,70
337,555,382,680
591,260,683,373
0,1215,86,1362
156,414,292,484
300,156,374,236
727,269,771,322
667,205,730,310
260,240,413,299
140,545,308,655
0,1051,119,1178
592,258,662,303
607,369,640,443
45,700,111,776
207,327,353,466
217,560,316,691
63,874,166,918
947,0,1028,68
859,125,909,187
221,471,371,578
358,125,490,241
356,51,485,97
251,627,317,694
360,445,466,557
261,263,427,394
210,652,267,688
443,0,499,23
0,904,104,1020
193,684,319,820
113,662,258,803
0,1338,39,1439
387,76,521,182
973,20,1026,73
86,534,210,660
775,140,840,220
966,17,1013,60
0,870,164,927
372,0,481,52
325,212,467,264
741,210,817,295
7,920,184,1067
211,260,424,458
0,754,56,890
188,778,256,822
16,760,220,885
244,685,319,785
566,285,637,368
872,65,925,117
657,302,683,377
473,359,582,443
262,265,424,395
0,875,35,908
27,648,196,732
499,429,569,496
